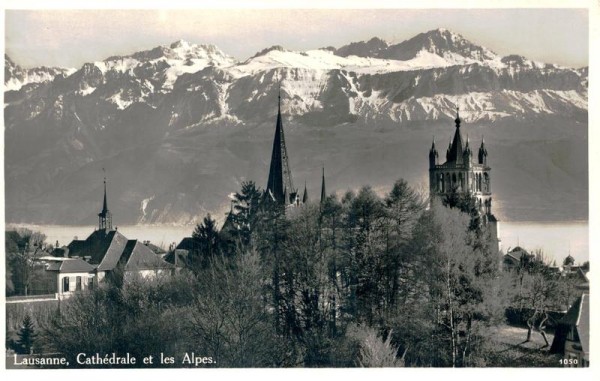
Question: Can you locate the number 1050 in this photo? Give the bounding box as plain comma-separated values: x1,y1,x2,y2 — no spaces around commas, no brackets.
560,358,578,365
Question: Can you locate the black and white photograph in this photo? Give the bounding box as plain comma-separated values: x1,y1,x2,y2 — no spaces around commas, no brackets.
2,0,596,374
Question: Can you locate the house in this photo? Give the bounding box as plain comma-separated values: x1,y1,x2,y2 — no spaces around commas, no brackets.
550,293,590,367
502,246,532,272
42,257,96,299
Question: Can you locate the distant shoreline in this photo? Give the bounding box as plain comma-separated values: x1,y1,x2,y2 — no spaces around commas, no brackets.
6,220,589,265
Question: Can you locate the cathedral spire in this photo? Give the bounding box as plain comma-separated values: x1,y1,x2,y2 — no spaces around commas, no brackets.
98,169,112,231
302,181,309,204
266,90,295,205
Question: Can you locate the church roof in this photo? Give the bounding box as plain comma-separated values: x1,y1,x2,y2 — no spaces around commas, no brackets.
90,230,129,271
67,239,86,254
65,229,172,272
121,240,174,271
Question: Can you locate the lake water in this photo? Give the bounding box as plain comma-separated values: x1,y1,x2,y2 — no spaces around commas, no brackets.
7,221,589,265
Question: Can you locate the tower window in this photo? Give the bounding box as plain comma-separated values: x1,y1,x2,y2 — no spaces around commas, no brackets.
484,173,490,192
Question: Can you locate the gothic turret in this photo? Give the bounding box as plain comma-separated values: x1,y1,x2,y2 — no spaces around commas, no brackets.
266,90,296,205
446,108,465,164
98,175,112,231
302,181,309,204
478,137,488,165
463,135,472,166
429,138,439,168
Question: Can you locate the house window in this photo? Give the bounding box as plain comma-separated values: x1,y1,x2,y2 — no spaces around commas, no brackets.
88,276,94,290
76,276,82,291
62,277,70,293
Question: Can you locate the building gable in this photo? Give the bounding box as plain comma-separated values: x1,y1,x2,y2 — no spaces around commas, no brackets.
121,240,174,271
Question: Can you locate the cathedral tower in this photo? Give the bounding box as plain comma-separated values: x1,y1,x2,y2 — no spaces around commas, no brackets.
429,109,499,251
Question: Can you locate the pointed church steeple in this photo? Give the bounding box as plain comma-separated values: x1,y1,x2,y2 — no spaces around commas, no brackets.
98,171,112,231
221,200,236,233
320,167,327,204
478,136,488,165
447,107,465,164
302,181,309,204
266,89,295,205
463,135,472,165
429,136,439,168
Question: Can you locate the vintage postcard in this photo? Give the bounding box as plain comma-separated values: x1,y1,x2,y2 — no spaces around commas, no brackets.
2,0,596,376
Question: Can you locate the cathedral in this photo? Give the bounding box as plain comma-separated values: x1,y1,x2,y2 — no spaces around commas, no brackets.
428,109,500,252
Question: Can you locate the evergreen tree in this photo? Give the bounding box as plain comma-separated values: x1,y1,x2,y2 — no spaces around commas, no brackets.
189,214,224,271
231,181,264,248
16,314,37,354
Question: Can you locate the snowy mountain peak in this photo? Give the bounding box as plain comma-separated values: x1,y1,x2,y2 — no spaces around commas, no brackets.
425,27,458,38
170,39,192,49
335,37,389,58
167,40,228,59
382,28,497,62
500,54,554,69
251,45,288,58
4,54,75,91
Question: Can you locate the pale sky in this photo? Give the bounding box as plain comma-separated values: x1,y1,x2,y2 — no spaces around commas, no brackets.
5,8,589,69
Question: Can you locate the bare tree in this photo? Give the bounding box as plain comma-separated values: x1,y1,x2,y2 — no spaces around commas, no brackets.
7,229,47,295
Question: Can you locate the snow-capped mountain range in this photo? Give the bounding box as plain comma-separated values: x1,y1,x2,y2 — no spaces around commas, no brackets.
5,55,76,92
4,28,588,225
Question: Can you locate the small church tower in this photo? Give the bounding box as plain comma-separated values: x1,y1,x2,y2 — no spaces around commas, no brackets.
266,90,300,207
98,175,112,231
429,108,499,252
